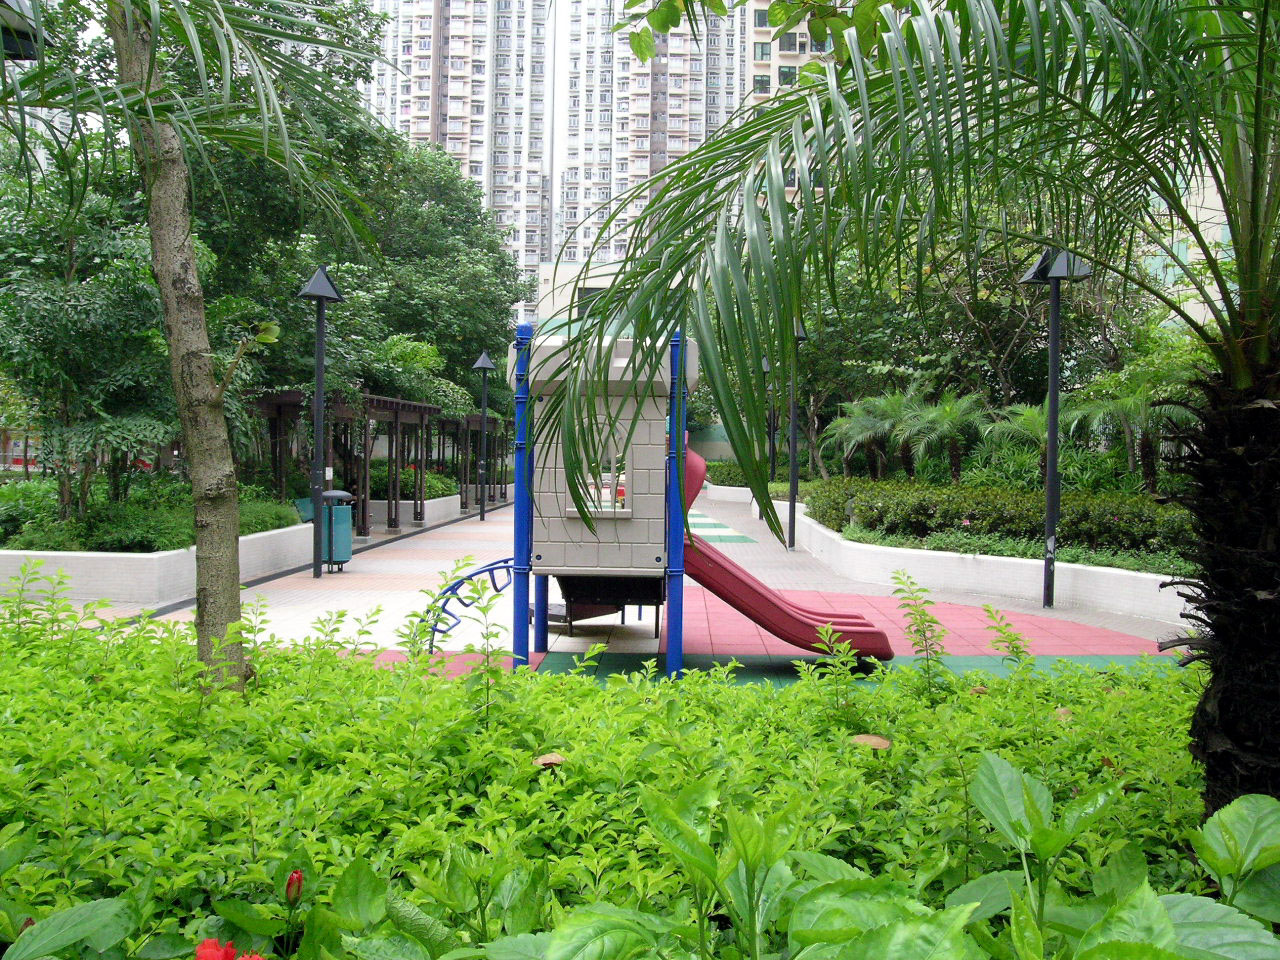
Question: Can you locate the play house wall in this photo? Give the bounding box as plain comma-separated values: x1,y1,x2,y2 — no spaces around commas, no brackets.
508,336,699,578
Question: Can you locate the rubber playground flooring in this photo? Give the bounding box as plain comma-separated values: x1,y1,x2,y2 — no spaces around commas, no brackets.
688,510,754,543
531,650,1172,684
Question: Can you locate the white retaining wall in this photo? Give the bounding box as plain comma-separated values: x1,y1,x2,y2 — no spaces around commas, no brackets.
0,493,469,606
0,523,313,606
702,483,1188,625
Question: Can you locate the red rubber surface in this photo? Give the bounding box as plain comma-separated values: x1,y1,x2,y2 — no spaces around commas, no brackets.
682,449,894,660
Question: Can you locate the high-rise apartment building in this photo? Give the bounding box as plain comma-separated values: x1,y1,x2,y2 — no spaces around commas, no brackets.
546,2,748,265
360,0,552,286
360,0,824,319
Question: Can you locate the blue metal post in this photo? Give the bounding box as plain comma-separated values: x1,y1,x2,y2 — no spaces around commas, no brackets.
512,321,533,669
665,332,687,678
534,575,549,652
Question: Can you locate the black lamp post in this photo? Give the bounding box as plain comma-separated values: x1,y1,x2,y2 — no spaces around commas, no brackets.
788,316,808,550
473,351,496,521
1019,247,1092,607
298,266,344,578
760,355,776,520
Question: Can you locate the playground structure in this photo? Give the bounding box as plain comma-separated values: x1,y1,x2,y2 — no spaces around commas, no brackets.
435,322,892,675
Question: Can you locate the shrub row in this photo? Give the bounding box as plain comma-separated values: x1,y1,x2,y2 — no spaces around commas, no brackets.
842,524,1197,577
803,477,1192,555
4,500,301,553
365,460,460,502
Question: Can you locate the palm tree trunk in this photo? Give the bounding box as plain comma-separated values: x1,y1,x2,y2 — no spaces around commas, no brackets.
1176,375,1280,810
1137,431,1159,495
948,439,963,483
899,441,915,478
107,6,244,687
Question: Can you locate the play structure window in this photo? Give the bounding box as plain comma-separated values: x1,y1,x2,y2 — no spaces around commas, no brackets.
574,441,630,517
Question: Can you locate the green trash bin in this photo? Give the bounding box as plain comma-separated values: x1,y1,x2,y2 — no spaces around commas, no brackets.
319,491,355,572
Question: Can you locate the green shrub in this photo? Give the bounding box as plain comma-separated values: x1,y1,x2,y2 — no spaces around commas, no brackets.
804,476,859,530
0,479,58,541
4,516,88,551
239,500,302,536
367,460,460,501
4,492,299,553
79,504,193,552
843,523,1197,576
0,569,1205,937
802,476,1193,556
705,459,747,486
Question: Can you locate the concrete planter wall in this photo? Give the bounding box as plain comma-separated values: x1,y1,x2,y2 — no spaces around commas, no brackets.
702,482,1188,625
365,495,462,530
0,523,313,606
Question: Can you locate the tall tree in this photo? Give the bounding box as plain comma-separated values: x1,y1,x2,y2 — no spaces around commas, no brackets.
2,0,371,684
558,0,1280,808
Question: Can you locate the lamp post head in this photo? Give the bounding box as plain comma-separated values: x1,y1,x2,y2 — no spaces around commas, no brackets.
2,0,40,59
1019,248,1093,285
298,266,344,303
793,315,809,343
761,356,771,375
472,351,497,373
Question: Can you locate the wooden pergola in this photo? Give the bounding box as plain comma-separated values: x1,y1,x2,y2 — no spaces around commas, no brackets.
254,390,511,537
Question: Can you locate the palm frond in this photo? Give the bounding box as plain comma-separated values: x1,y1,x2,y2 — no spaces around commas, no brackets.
548,0,1279,532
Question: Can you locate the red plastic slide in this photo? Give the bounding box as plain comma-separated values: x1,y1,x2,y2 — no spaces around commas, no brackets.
682,449,893,660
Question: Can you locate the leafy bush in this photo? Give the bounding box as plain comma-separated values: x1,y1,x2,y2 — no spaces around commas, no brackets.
2,486,299,553
0,478,58,541
802,477,1192,556
804,476,859,530
78,504,193,552
0,565,1208,950
705,459,747,486
238,501,303,537
367,460,460,502
843,524,1198,576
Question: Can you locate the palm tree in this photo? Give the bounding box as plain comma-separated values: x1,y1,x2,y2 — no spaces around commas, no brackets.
822,383,926,478
904,391,991,483
550,0,1280,808
2,0,369,684
988,402,1087,483
1081,382,1195,495
822,400,889,478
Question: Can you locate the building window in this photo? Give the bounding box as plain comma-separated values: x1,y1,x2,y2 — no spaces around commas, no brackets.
753,42,771,61
780,32,798,51
778,65,797,85
753,74,770,93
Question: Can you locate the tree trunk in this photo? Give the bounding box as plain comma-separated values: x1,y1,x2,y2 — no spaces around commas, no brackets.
1120,416,1138,474
107,8,244,687
807,403,829,480
948,438,963,483
900,441,915,478
1175,374,1280,810
1137,431,1159,495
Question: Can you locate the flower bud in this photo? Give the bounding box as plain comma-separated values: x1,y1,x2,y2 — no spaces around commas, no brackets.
286,869,304,907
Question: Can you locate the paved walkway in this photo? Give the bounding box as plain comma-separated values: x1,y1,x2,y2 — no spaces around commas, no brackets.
145,494,1183,672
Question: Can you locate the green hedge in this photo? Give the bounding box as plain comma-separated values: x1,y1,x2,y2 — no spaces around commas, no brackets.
705,460,748,486
5,500,301,553
366,460,460,502
803,477,1192,556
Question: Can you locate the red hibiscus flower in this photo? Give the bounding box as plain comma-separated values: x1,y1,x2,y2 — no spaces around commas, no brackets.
196,939,237,960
